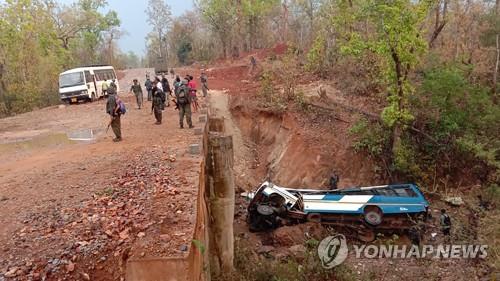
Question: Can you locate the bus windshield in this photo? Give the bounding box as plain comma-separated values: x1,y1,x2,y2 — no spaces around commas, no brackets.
59,72,85,88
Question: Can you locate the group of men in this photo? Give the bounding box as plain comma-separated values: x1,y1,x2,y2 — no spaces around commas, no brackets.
105,71,209,142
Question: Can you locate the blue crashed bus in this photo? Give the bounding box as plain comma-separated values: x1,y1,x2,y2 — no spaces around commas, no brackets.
247,182,430,240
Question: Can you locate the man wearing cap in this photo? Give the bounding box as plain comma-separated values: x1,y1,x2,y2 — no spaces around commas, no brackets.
106,86,122,142
129,79,143,109
145,76,153,101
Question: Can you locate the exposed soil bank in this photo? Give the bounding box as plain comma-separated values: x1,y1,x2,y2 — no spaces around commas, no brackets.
229,96,380,189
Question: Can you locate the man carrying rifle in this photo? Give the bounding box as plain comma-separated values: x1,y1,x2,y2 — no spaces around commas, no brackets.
175,79,193,129
151,83,164,125
106,87,122,142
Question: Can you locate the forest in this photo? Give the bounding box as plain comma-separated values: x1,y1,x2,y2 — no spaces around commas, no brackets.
0,0,499,187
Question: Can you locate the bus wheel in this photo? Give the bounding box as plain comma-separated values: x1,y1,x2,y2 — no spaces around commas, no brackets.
306,213,321,223
364,206,383,226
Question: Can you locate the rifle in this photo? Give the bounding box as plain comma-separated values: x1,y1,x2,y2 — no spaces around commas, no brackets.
171,99,179,110
106,116,114,133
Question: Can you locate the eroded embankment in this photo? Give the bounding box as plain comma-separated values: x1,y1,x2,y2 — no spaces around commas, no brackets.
229,96,380,189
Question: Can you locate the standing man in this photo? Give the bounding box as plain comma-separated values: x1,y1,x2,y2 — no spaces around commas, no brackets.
110,79,117,92
161,74,172,107
176,79,193,129
129,79,144,109
200,72,209,97
173,75,181,94
145,76,153,101
151,83,163,125
329,171,340,190
106,87,122,142
187,75,199,113
102,79,109,96
440,209,452,241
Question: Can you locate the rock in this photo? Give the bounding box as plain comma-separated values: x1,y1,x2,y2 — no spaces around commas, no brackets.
119,229,130,240
58,105,66,109
189,144,200,155
81,272,90,280
445,197,464,206
289,244,306,260
137,232,146,238
257,245,275,254
180,245,188,252
194,128,203,135
66,262,75,273
289,244,306,255
4,267,19,278
272,226,305,247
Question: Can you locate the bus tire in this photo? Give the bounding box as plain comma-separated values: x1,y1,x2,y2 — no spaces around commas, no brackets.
364,205,383,226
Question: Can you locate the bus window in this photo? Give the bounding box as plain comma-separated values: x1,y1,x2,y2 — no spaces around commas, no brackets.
393,187,418,197
84,71,92,84
375,188,397,196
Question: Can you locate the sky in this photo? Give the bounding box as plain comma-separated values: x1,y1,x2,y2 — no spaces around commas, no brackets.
59,0,194,56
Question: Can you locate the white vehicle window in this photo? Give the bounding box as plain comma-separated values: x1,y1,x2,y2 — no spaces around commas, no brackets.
59,72,84,88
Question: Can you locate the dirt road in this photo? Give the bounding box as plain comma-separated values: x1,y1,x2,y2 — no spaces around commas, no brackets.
0,68,205,280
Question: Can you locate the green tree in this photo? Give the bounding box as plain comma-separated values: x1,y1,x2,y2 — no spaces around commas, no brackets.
0,0,67,115
335,0,433,170
241,0,279,49
196,0,237,58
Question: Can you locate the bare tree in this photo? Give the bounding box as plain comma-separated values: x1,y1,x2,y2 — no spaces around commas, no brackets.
429,0,448,48
145,0,172,61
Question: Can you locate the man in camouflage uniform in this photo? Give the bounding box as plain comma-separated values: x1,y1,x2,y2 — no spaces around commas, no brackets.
151,83,163,125
145,76,153,101
175,79,193,129
109,79,117,93
106,87,122,142
130,79,143,109
200,72,209,97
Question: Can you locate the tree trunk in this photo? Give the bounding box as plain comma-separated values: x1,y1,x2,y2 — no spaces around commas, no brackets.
281,1,289,43
429,0,447,48
221,37,228,59
390,48,404,161
494,34,499,95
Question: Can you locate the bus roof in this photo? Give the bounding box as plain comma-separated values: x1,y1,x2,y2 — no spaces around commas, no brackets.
60,66,115,75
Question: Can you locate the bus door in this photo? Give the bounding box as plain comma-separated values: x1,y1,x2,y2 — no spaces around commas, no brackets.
84,70,97,97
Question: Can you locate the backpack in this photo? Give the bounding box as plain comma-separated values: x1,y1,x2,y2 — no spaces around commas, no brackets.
159,90,166,103
443,214,451,226
116,98,126,115
177,88,188,105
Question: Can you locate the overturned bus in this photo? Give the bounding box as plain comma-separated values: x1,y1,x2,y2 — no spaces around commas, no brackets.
246,182,430,241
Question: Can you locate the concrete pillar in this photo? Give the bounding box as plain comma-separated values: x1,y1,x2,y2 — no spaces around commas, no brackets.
208,117,225,133
205,133,234,276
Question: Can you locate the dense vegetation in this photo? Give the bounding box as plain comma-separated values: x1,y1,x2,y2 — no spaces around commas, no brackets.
0,0,139,117
1,0,499,188
177,0,497,188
